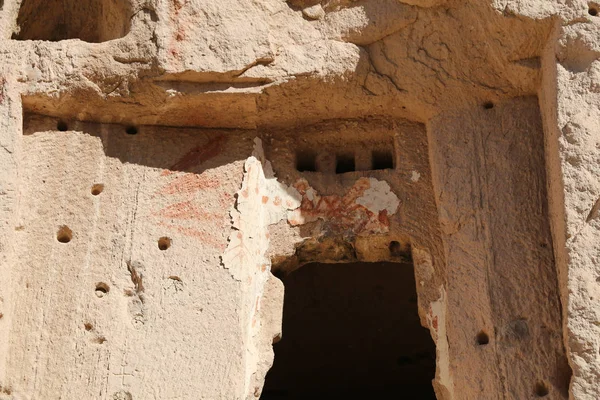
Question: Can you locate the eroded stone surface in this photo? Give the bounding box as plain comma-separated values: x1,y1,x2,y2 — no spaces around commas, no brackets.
0,0,597,399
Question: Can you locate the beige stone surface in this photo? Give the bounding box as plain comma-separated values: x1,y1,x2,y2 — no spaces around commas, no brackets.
0,0,599,399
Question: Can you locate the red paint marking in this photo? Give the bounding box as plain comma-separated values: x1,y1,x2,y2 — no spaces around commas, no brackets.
261,196,269,204
289,178,395,234
168,135,227,172
157,200,222,221
158,174,220,195
378,210,390,226
158,222,227,250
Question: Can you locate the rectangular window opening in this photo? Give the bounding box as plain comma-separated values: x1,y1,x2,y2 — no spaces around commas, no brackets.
296,150,317,172
262,260,437,399
372,150,394,170
336,154,355,174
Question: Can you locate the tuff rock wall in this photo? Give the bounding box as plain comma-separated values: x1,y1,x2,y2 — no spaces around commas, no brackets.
0,0,597,399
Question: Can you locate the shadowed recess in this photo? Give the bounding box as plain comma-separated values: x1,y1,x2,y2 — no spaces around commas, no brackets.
12,0,131,42
262,261,437,400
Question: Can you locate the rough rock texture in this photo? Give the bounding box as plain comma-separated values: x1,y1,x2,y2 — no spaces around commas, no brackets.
0,0,598,399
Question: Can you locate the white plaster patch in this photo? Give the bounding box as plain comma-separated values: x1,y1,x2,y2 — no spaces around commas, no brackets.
428,288,454,399
222,138,301,280
411,170,421,182
221,138,301,397
355,178,400,215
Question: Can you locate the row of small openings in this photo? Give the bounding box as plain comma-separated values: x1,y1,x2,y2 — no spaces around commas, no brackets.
12,0,131,42
57,227,171,250
296,150,394,174
56,120,138,135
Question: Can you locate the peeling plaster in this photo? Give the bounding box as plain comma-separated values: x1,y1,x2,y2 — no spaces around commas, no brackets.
222,138,301,281
355,178,400,214
288,177,400,235
221,138,301,397
411,170,421,182
428,288,454,399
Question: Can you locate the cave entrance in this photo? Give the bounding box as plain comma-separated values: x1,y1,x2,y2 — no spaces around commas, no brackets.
261,261,437,399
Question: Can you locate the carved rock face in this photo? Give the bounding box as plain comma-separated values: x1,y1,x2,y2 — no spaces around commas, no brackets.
0,0,597,399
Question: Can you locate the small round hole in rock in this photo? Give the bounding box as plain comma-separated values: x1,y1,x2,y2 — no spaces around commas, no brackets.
57,121,68,132
95,282,110,298
125,126,138,135
84,322,93,331
589,4,599,16
56,226,73,243
483,101,494,109
93,336,107,344
91,184,104,196
476,331,489,345
158,237,171,251
535,381,549,397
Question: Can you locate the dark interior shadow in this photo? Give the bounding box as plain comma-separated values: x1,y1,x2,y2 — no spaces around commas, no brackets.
262,261,437,400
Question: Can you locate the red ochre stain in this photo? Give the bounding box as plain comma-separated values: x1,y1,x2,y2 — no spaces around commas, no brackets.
432,316,439,331
291,178,393,234
159,223,226,250
168,135,227,172
262,196,269,204
378,210,390,227
158,201,222,221
273,196,282,206
158,174,220,195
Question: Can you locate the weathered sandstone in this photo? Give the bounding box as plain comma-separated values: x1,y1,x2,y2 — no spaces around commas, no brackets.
0,0,599,399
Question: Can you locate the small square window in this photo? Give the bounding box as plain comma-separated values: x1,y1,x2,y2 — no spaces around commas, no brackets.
336,154,355,174
296,150,317,172
372,150,394,170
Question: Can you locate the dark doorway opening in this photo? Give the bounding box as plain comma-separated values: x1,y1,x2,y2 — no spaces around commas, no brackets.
262,261,437,400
